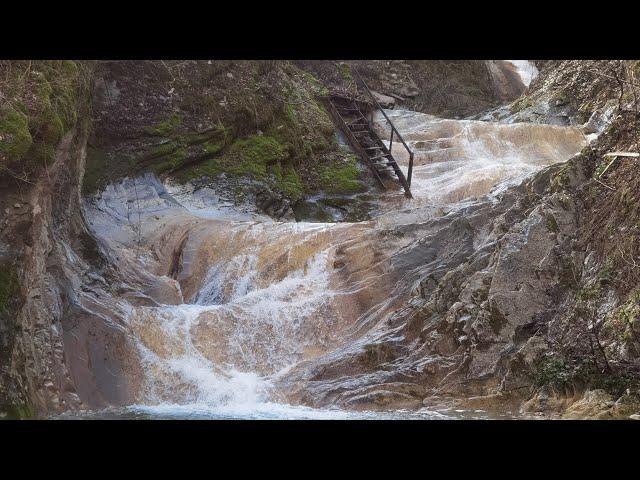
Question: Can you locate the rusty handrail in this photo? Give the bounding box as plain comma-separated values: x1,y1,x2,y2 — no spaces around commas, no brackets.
352,67,415,187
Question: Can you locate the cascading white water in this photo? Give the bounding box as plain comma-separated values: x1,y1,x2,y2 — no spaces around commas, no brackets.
84,96,593,419
507,60,539,87
372,109,587,211
124,219,350,417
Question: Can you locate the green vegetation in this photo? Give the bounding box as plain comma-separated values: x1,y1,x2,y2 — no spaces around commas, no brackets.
576,282,600,302
533,357,573,390
593,158,611,179
546,213,559,233
272,164,304,199
509,96,533,114
143,112,182,136
550,162,576,193
150,147,187,175
338,62,352,82
83,147,133,195
0,266,19,314
318,156,365,194
175,93,346,199
224,135,288,176
1,402,34,420
0,106,32,163
179,134,287,180
602,291,640,343
533,356,640,398
574,258,618,304
0,60,86,177
83,62,365,200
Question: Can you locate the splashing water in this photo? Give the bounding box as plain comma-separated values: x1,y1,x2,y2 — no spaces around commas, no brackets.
372,109,586,210
506,60,539,87
84,102,590,419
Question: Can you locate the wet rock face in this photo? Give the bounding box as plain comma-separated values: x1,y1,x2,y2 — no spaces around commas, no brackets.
254,186,295,220
0,127,145,417
278,157,593,409
476,60,627,128
283,109,640,416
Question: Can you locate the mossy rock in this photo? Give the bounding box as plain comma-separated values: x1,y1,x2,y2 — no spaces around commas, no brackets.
318,156,366,194
533,356,640,398
271,163,303,199
144,112,182,136
0,266,19,314
0,106,33,166
0,60,84,175
1,402,35,420
83,147,135,194
509,96,534,114
220,134,288,177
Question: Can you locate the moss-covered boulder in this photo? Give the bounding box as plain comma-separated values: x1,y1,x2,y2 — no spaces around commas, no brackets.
0,60,88,180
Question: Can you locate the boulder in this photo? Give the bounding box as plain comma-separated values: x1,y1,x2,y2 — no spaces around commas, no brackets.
371,91,395,109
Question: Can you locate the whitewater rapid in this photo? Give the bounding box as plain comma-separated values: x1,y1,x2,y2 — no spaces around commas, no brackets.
84,96,590,419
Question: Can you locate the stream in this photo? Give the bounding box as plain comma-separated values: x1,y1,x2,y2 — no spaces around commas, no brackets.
66,64,593,419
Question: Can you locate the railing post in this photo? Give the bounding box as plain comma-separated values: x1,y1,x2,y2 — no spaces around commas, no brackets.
353,67,414,196
408,151,414,188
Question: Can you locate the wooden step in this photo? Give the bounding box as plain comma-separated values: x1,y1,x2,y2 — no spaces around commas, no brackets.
369,154,391,162
323,89,412,197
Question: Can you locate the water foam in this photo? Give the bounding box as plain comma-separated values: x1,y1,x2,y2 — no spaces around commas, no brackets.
130,239,336,412
115,105,588,419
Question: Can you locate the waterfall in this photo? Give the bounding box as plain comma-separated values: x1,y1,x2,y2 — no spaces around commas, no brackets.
83,107,589,419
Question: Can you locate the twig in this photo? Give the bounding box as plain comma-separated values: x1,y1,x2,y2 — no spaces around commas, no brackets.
594,178,615,191
0,165,36,185
617,245,640,269
598,156,618,178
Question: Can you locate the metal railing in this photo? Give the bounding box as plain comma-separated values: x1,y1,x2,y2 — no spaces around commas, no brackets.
352,68,415,187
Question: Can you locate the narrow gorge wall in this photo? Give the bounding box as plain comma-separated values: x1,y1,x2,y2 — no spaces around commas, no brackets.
0,61,145,417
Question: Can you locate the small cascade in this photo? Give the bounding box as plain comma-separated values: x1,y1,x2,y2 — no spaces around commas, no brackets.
84,97,593,418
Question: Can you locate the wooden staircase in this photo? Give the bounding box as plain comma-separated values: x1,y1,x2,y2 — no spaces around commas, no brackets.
321,70,414,198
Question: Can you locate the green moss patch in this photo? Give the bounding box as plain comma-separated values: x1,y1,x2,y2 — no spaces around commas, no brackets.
318,156,366,194
0,60,85,176
272,164,304,199
1,402,35,420
533,356,640,398
510,96,534,114
180,134,287,181
0,106,33,163
225,135,287,176
143,112,182,136
0,266,19,314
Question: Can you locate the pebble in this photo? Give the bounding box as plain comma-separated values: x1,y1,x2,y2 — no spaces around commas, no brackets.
630,414,640,420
